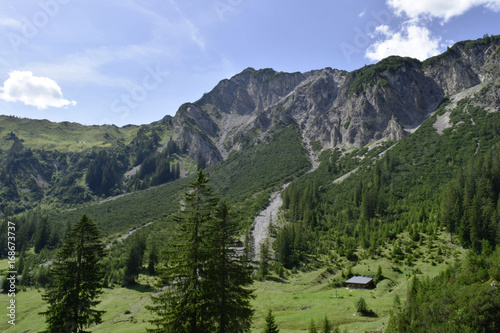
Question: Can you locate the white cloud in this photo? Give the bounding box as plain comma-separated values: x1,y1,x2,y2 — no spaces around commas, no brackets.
387,0,500,21
371,25,391,37
0,71,77,109
366,24,441,61
373,0,499,63
0,17,22,30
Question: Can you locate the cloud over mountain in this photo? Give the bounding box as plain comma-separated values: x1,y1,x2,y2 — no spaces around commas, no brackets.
365,0,500,62
0,71,76,109
388,0,500,21
366,24,441,61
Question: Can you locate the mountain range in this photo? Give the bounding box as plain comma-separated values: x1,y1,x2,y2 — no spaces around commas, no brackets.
1,33,500,333
1,35,499,216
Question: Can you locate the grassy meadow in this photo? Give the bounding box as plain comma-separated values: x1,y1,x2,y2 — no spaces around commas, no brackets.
0,115,140,152
0,230,464,332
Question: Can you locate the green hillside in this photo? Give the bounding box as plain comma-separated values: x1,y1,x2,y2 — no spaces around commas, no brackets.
0,117,181,213
2,93,499,331
30,123,309,236
0,115,139,152
1,36,500,332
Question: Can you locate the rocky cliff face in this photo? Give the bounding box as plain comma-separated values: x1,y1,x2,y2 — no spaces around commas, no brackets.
2,36,499,212
168,35,500,168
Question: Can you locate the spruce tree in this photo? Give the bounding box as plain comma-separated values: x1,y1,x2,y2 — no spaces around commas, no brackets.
148,170,218,332
41,214,105,333
149,170,254,332
123,245,142,286
147,241,158,275
123,234,146,286
243,227,255,262
148,170,210,332
322,316,333,333
263,309,279,333
374,265,383,284
205,201,254,332
34,217,50,253
258,238,270,280
308,319,318,333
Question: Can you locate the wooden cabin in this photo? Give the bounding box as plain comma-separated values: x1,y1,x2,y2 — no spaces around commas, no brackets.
344,276,375,289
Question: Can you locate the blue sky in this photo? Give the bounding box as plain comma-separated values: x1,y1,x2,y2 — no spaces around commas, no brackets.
0,0,499,126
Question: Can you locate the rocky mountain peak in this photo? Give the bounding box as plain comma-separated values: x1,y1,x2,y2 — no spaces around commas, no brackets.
168,35,500,168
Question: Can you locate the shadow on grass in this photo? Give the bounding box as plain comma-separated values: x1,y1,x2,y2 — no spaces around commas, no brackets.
264,276,288,284
358,309,378,318
124,283,155,293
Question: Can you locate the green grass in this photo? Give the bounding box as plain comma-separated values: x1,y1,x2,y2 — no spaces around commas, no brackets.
0,230,465,332
0,288,47,332
250,231,465,332
0,115,139,152
46,123,310,237
0,258,10,278
0,286,156,332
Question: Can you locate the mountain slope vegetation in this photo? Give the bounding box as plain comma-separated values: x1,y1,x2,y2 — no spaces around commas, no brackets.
1,34,500,332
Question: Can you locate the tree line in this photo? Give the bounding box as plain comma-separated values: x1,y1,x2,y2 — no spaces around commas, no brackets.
440,145,500,253
26,170,258,332
387,248,500,332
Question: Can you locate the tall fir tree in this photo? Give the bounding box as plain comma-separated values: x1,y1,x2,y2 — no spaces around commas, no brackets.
148,240,159,275
258,238,271,280
243,227,256,263
148,170,253,332
41,214,105,333
204,201,254,332
34,216,50,253
123,244,142,286
148,170,218,333
123,234,146,286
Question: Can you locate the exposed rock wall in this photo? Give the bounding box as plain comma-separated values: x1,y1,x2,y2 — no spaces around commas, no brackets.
169,37,500,167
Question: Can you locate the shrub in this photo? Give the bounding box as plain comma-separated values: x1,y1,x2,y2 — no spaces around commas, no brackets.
356,297,377,317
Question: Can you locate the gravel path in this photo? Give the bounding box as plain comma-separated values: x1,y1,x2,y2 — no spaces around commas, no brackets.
105,221,154,249
253,182,290,258
252,133,318,259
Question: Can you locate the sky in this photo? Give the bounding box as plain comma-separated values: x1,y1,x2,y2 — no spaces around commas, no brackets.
0,0,499,126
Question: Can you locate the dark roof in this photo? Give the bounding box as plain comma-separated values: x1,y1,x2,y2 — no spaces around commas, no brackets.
345,276,373,284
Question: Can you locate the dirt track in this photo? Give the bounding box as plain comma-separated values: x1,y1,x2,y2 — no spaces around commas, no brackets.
253,182,290,258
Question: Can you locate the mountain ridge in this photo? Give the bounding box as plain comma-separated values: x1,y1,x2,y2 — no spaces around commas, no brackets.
169,35,500,169
1,34,499,214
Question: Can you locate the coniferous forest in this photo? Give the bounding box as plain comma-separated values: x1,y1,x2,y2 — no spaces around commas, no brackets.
1,35,500,332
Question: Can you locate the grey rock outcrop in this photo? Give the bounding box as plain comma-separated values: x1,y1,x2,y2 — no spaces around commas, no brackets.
168,36,500,169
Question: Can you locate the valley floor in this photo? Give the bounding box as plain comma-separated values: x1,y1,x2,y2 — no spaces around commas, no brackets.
0,231,465,333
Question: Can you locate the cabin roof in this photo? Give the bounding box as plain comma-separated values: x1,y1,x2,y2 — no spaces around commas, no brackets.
345,276,373,285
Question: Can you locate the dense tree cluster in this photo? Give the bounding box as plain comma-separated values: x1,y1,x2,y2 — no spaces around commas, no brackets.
440,146,500,252
41,215,105,332
147,170,254,332
132,127,162,166
85,150,121,196
128,137,182,190
0,212,65,257
387,248,500,332
276,101,500,267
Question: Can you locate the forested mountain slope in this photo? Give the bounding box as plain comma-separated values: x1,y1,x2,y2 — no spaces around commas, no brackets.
1,34,500,333
1,35,499,217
